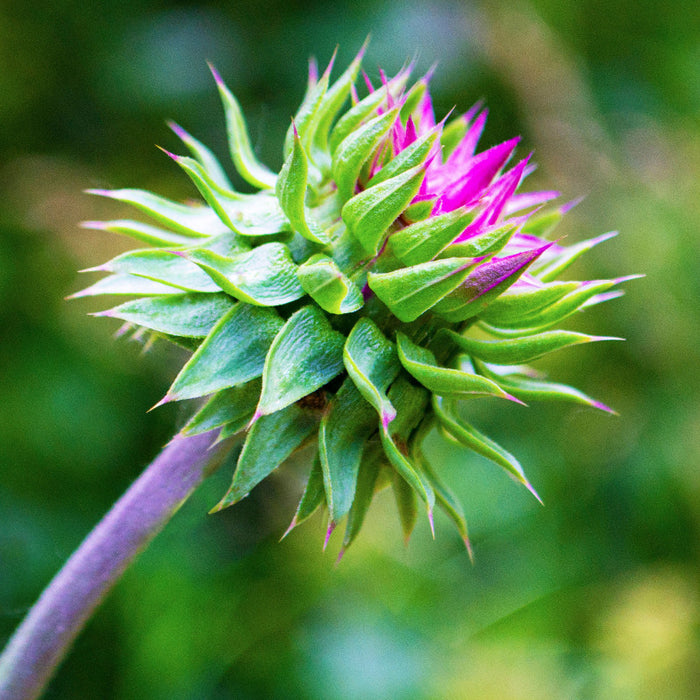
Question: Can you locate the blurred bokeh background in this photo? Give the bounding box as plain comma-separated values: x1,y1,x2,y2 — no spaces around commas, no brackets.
1,0,699,697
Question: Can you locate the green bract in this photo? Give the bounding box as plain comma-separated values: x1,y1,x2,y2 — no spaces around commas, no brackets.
78,48,633,556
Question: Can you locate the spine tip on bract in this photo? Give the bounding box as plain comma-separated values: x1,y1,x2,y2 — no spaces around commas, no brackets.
156,145,179,161
207,61,223,86
280,517,298,542
525,480,544,506
323,521,336,552
149,394,174,412
464,536,475,564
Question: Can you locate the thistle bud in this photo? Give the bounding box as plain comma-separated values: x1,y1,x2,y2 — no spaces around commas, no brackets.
78,48,634,555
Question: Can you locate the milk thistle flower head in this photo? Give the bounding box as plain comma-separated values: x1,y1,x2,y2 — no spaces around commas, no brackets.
77,46,633,556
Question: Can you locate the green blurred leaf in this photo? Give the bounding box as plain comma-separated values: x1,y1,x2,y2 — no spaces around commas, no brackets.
90,249,221,293
80,219,200,247
284,454,327,537
168,120,233,191
479,281,579,326
86,188,223,237
519,206,565,238
380,377,434,520
166,152,247,229
533,231,617,281
70,274,181,298
476,362,614,412
391,468,418,543
341,440,384,553
433,396,540,501
441,114,469,158
171,153,292,237
283,61,329,159
412,419,471,554
399,78,428,124
489,279,627,332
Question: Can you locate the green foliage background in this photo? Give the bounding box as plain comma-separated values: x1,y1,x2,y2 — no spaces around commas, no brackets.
1,1,699,697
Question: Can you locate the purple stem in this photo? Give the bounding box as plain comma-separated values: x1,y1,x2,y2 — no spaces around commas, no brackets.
0,429,229,700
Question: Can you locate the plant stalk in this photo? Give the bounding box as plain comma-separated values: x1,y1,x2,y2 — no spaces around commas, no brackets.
0,429,229,700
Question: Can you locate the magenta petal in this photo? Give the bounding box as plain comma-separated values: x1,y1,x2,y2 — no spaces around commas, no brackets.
560,196,584,215
207,62,224,86
418,90,436,131
505,233,564,260
308,57,319,86
435,137,521,213
444,109,488,173
403,116,418,148
478,156,531,226
522,163,537,179
380,68,395,110
420,63,437,88
462,99,485,124
504,190,560,215
321,48,338,80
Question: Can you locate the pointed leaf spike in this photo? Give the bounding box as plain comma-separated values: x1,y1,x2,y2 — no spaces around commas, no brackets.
444,329,621,365
427,507,435,539
323,521,336,552
167,120,233,190
209,63,277,189
525,480,544,505
280,516,298,542
433,397,538,500
148,394,174,412
275,124,329,244
396,333,525,403
216,402,318,509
